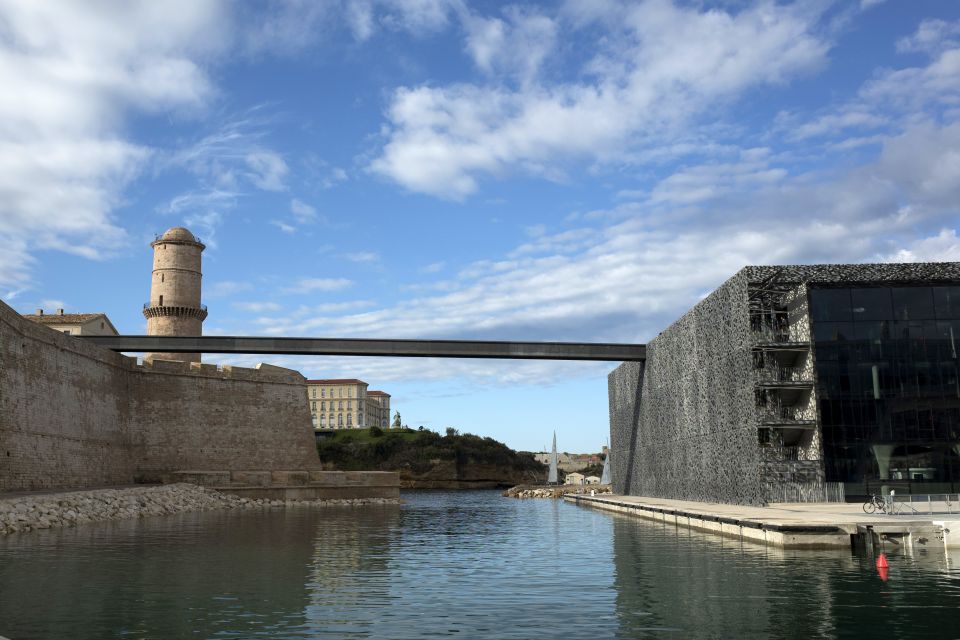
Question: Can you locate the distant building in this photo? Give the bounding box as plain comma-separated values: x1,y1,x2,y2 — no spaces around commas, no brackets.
534,451,601,473
366,390,391,429
307,379,368,430
23,309,118,336
565,472,585,485
584,476,601,485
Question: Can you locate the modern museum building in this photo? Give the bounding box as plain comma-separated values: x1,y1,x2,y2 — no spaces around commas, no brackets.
609,263,960,505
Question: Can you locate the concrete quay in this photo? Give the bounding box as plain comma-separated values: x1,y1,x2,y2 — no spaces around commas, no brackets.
565,493,960,551
165,470,401,501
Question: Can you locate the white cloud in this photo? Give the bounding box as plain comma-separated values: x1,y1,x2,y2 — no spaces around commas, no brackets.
345,0,460,40
346,0,375,41
861,48,960,112
420,261,446,274
885,229,960,263
896,19,960,55
283,278,354,294
290,198,318,223
783,108,888,140
463,6,557,83
232,301,283,313
244,150,288,191
240,0,335,54
344,251,381,263
0,0,227,291
252,118,959,387
0,1,229,290
271,220,297,234
371,0,830,198
206,280,254,298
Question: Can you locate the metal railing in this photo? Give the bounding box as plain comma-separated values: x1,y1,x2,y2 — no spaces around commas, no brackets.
751,327,793,344
144,302,207,312
754,364,810,384
883,493,960,516
758,405,812,423
766,482,845,503
759,445,801,461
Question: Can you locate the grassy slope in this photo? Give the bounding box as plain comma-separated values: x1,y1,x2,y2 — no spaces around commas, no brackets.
317,428,545,476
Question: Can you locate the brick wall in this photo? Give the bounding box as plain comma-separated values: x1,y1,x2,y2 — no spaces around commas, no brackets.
0,300,319,491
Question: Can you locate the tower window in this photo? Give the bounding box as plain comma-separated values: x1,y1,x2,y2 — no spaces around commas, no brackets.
161,273,164,283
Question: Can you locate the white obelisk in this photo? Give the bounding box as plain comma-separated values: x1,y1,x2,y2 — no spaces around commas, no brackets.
548,432,558,484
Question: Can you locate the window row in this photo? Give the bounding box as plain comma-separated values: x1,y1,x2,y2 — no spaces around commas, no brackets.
310,400,356,411
309,387,360,399
810,285,960,323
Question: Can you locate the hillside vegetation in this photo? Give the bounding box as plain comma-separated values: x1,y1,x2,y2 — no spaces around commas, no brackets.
317,428,545,488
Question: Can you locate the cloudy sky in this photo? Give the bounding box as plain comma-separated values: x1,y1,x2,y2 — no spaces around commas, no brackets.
2,0,959,452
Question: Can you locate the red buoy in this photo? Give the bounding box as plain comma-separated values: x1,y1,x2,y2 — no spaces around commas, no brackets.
876,553,889,569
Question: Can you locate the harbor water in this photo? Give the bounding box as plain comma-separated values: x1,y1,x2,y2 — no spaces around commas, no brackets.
1,490,959,639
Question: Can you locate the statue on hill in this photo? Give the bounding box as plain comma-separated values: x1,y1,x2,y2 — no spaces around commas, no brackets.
392,411,401,428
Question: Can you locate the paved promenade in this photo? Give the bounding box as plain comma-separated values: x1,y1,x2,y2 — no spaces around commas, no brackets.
565,493,960,550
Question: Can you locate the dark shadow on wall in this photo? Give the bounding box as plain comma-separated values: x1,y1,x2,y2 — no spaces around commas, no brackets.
622,362,644,496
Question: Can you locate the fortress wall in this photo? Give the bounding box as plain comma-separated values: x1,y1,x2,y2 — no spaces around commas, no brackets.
0,300,320,491
130,361,320,482
0,300,135,490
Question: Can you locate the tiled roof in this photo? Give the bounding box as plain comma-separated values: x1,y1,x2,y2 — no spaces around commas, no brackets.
367,390,390,396
24,313,106,324
306,379,367,385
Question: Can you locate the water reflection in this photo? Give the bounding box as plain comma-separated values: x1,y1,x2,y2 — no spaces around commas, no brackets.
611,513,960,639
0,493,958,639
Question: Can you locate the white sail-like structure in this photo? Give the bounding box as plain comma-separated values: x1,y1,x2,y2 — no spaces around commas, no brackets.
600,451,611,485
548,432,558,484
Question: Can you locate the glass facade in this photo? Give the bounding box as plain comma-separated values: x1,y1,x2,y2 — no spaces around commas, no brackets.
809,285,960,492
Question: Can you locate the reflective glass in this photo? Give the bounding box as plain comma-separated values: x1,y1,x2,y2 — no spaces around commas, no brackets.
850,287,892,320
809,285,960,488
891,286,936,320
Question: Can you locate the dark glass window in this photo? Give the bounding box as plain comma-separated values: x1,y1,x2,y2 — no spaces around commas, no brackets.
891,287,936,320
810,288,852,321
934,286,960,318
850,288,892,320
809,284,960,489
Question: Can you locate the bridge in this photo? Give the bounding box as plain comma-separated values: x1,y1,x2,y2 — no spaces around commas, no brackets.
80,335,646,361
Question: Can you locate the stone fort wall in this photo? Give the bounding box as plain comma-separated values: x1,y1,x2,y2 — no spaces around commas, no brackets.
0,299,319,491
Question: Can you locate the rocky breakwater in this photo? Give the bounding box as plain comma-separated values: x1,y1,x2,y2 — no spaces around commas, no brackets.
0,483,398,536
503,484,613,499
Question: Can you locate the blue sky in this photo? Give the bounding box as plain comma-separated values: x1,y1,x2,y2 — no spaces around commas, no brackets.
2,0,959,453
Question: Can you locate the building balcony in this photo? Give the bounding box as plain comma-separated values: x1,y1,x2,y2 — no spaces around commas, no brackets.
757,404,817,426
143,302,208,321
753,364,813,386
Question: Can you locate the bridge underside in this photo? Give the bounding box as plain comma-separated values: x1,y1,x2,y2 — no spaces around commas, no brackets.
81,335,646,361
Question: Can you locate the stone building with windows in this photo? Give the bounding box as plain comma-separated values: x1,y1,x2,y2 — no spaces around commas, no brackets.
609,263,960,505
304,379,372,430
366,391,391,428
23,309,119,336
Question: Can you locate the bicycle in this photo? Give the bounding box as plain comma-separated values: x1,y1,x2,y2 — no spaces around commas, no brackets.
862,494,887,514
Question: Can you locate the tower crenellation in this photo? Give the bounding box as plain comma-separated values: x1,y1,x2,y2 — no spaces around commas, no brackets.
143,226,207,363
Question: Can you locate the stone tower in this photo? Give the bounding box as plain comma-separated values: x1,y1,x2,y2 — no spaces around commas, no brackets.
143,227,207,363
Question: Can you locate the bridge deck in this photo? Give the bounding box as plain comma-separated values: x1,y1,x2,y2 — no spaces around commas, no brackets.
80,335,646,361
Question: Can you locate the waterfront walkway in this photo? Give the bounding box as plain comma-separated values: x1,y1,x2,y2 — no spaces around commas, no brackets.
565,493,960,550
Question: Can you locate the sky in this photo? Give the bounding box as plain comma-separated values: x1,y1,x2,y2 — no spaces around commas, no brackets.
2,0,959,454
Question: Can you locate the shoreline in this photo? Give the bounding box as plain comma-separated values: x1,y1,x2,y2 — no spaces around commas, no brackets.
0,483,399,537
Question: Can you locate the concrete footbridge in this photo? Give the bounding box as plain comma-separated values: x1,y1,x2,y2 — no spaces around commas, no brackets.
80,335,647,361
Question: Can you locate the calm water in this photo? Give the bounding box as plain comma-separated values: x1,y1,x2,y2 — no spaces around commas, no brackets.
1,491,959,639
